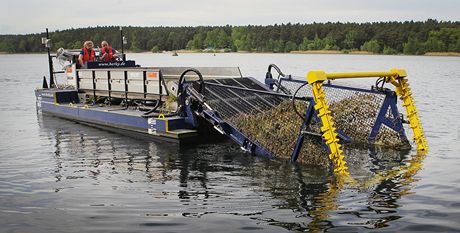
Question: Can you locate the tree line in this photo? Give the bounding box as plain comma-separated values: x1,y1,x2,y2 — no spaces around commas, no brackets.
0,19,459,55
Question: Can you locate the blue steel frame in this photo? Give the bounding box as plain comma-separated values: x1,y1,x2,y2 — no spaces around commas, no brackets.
290,100,315,162
369,91,407,142
289,100,352,162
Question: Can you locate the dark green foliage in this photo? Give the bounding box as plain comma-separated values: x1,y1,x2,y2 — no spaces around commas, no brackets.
151,45,160,53
403,36,425,55
0,20,459,54
284,41,298,52
383,46,398,55
361,39,380,53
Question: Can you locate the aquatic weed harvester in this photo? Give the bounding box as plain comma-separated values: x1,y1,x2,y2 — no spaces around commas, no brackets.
185,65,428,174
36,30,427,176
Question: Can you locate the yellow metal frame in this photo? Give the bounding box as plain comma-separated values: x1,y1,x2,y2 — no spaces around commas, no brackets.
307,68,428,174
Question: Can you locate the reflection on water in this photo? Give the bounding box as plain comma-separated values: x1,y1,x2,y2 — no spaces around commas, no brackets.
33,111,427,232
3,53,459,232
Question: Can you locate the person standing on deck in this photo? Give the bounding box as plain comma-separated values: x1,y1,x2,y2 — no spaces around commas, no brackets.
78,41,95,68
100,41,117,62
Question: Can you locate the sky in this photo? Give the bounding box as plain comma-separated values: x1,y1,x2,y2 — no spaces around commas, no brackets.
1,0,459,34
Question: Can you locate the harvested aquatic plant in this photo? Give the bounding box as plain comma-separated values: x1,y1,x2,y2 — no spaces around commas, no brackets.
329,93,410,149
374,125,411,150
329,93,380,142
229,101,329,167
228,93,410,166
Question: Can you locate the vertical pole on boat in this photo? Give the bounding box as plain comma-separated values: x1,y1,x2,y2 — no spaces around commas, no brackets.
46,28,55,88
120,27,126,61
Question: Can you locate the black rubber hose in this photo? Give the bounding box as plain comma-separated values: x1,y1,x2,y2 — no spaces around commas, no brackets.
177,68,204,96
177,68,205,117
291,81,310,122
141,100,161,116
375,77,385,90
267,64,285,77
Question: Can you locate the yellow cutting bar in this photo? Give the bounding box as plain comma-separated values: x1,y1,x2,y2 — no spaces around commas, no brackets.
307,71,348,175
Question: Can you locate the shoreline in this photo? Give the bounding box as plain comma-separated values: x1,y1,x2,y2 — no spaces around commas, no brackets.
149,50,460,57
1,50,460,57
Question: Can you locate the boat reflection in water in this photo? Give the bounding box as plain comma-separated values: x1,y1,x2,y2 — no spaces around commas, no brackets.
38,113,426,232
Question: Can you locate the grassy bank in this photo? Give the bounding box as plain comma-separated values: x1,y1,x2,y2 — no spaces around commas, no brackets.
424,52,460,56
172,49,460,56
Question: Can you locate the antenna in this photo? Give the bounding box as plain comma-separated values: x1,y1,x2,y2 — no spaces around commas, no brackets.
44,28,55,88
120,27,126,61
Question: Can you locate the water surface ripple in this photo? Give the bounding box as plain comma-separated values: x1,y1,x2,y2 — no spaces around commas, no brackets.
0,53,459,232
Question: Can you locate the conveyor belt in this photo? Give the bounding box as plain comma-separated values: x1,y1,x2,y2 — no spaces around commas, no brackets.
204,78,286,119
195,77,325,164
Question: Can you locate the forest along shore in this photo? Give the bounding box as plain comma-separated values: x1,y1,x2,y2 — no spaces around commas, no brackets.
1,20,459,56
1,50,460,57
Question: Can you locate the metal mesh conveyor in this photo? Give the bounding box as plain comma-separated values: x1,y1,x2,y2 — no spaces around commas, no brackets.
204,78,284,119
201,78,329,166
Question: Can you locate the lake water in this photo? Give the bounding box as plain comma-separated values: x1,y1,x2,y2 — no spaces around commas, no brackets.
1,53,460,232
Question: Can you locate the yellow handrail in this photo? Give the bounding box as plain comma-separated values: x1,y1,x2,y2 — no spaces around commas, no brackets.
307,69,406,82
326,71,400,79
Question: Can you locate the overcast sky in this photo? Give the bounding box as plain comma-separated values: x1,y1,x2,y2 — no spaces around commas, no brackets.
1,0,459,34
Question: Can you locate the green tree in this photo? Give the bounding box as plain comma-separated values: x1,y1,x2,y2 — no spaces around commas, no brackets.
231,27,251,51
449,37,460,52
151,45,160,53
344,30,358,49
130,31,142,52
284,41,298,52
323,35,338,50
383,46,398,55
54,41,66,50
433,28,460,51
204,28,229,49
17,40,27,53
186,31,206,50
273,39,284,53
307,34,323,50
299,37,312,51
360,39,380,53
70,41,82,49
424,36,446,52
403,36,424,55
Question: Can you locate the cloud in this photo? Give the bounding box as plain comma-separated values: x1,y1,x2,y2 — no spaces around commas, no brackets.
0,0,458,34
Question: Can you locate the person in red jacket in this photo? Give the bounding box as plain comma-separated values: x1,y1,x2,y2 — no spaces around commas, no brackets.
100,41,117,62
78,41,95,68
